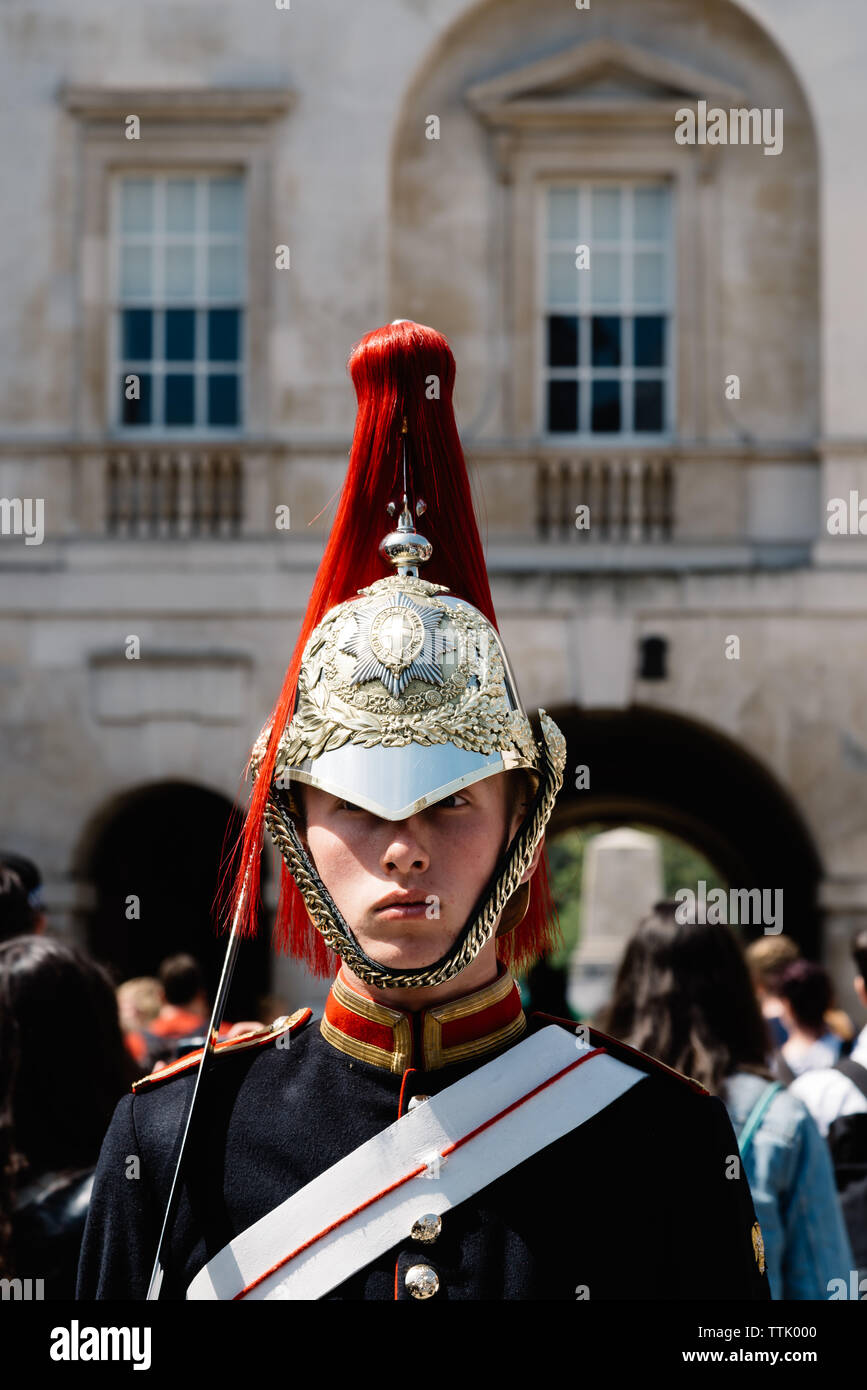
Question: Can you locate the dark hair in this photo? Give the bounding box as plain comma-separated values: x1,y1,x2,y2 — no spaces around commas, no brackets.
0,850,41,895
0,936,135,1274
159,953,204,1006
599,901,773,1097
852,929,867,985
0,854,41,897
776,959,832,1032
0,867,37,944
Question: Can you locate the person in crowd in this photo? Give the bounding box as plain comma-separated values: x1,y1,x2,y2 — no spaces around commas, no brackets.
127,955,260,1074
790,930,867,1279
776,960,845,1080
155,953,210,1033
791,931,867,1135
0,935,136,1297
745,934,854,1053
117,976,164,1069
127,954,224,1072
600,901,854,1299
5,855,47,924
0,856,45,944
745,934,801,1050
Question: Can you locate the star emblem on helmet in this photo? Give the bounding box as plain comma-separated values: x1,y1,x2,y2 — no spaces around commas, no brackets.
340,592,445,698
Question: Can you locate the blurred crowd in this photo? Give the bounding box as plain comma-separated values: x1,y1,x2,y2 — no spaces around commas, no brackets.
1,850,865,1301
0,853,264,1298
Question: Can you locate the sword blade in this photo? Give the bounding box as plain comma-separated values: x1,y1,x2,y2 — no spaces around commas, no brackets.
145,873,249,1299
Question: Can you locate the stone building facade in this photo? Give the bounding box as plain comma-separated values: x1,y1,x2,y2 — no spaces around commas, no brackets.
1,0,866,1017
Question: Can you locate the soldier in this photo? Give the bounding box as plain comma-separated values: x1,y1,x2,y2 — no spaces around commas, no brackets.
76,320,770,1301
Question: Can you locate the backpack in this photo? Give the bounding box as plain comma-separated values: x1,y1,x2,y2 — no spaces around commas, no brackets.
826,1058,867,1270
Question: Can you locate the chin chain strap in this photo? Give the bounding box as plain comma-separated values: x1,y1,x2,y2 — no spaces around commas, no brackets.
263,712,565,989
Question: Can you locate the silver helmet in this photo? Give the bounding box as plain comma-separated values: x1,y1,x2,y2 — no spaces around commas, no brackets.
253,488,566,989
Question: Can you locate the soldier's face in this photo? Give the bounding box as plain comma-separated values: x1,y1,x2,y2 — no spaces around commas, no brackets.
299,773,524,970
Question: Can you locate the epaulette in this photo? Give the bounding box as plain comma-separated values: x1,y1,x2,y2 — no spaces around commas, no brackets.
530,1011,709,1096
131,1007,313,1092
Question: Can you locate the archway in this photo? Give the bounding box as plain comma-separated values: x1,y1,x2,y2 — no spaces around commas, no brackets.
74,781,270,1021
546,705,823,956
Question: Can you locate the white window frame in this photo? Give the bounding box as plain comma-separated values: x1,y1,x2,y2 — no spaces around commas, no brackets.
538,179,676,444
109,171,247,437
63,86,293,440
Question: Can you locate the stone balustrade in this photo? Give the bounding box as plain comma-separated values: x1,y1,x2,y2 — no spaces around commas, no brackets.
0,438,819,559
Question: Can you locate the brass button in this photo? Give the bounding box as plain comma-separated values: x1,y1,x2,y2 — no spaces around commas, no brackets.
410,1213,442,1244
405,1263,439,1299
407,1094,431,1111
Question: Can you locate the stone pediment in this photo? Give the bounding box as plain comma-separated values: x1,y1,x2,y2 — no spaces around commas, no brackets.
466,38,746,128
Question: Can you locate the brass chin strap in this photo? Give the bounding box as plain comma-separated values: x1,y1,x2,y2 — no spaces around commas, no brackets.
263,712,566,989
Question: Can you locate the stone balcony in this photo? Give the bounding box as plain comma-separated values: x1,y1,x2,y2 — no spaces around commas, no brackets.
0,437,820,570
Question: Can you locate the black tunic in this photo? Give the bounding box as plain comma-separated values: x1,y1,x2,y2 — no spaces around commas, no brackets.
75,1012,770,1301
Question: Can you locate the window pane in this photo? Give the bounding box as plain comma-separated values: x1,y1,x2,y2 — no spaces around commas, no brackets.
548,188,578,240
634,380,664,432
547,251,579,307
634,251,665,306
122,308,153,360
592,316,621,368
591,380,621,433
120,180,154,234
208,244,242,298
165,309,196,361
634,187,668,241
547,315,578,367
120,372,151,425
208,308,240,362
590,251,620,306
547,380,578,433
591,187,620,241
166,179,197,233
634,315,665,367
165,244,196,298
208,177,244,234
208,374,239,426
165,374,195,425
120,244,152,297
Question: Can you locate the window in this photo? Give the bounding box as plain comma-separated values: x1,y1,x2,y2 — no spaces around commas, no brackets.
542,183,673,438
112,174,245,432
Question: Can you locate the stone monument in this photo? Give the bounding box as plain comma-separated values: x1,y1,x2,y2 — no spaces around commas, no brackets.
567,827,663,1020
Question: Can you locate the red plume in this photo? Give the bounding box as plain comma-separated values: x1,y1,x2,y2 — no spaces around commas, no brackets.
226,320,559,977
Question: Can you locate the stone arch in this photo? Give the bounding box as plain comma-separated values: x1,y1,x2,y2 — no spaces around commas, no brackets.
73,779,270,1020
548,703,823,954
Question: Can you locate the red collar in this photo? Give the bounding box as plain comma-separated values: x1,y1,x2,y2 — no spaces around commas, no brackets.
320,963,526,1074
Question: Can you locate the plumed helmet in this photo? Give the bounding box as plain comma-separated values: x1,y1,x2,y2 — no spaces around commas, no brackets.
232,321,565,988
